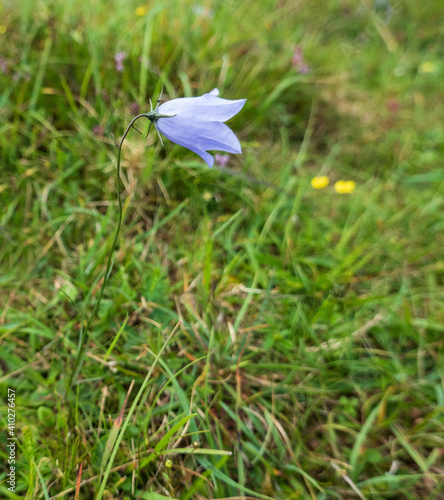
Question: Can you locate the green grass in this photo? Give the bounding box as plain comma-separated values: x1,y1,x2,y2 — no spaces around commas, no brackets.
1,0,444,498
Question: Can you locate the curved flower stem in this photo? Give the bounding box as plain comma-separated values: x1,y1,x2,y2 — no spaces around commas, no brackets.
69,114,151,388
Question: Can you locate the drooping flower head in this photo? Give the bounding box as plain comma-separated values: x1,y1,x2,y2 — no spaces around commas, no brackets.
145,89,246,168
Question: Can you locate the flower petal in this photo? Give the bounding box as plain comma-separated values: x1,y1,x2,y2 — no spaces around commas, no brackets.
156,124,215,167
158,92,246,122
182,146,215,168
157,117,242,155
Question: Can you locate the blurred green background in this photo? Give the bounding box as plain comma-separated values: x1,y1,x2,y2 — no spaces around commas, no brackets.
1,0,444,498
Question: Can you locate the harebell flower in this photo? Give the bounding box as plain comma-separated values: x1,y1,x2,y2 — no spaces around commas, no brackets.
145,88,246,167
70,88,246,387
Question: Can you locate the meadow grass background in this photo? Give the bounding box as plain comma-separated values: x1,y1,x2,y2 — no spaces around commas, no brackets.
1,0,444,498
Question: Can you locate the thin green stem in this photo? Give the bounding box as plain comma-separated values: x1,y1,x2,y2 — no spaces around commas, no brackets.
69,114,152,388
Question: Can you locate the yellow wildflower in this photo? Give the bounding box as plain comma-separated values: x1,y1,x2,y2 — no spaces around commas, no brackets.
419,61,436,74
311,176,330,189
135,6,148,16
0,25,6,34
334,180,356,194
